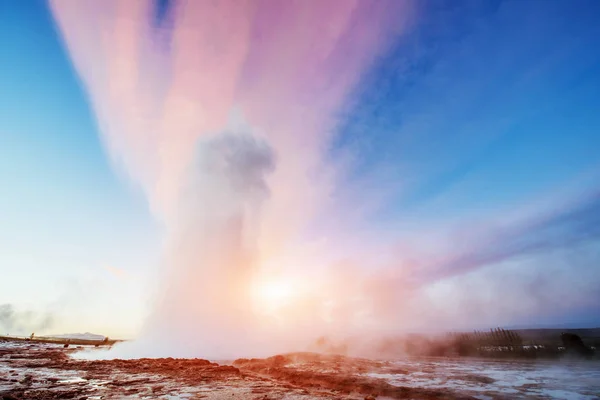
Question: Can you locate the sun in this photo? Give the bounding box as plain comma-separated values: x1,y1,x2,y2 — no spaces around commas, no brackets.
249,276,300,318
254,279,294,304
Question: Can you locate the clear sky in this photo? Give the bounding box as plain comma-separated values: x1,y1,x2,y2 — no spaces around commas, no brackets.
1,0,600,339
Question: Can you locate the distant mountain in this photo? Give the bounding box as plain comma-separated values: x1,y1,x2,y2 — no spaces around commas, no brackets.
43,332,106,341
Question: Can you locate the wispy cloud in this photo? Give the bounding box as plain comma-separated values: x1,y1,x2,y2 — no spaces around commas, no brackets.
423,191,600,284
103,265,132,280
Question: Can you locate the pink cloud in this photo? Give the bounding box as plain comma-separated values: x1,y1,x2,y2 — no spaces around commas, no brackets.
50,0,411,220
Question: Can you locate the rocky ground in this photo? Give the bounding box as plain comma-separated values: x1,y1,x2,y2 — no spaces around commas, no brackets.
0,340,474,399
2,339,599,399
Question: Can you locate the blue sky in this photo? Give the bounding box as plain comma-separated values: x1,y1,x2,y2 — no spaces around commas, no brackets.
1,0,161,336
338,0,600,214
1,0,599,336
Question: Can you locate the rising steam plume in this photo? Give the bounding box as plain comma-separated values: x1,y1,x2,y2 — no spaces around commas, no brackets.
49,0,412,358
49,0,600,358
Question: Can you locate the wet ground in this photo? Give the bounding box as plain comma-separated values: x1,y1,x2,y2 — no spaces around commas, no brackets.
1,340,599,399
365,357,600,399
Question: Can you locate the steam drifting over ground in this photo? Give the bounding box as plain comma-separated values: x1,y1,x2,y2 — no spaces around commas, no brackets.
0,304,54,336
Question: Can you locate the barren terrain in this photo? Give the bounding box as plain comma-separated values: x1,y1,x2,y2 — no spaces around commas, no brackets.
1,340,598,399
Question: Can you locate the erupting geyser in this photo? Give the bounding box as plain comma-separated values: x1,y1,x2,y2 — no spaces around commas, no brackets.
50,0,410,358
143,131,276,358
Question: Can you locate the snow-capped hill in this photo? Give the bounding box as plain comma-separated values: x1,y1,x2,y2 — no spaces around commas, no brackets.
45,332,106,341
